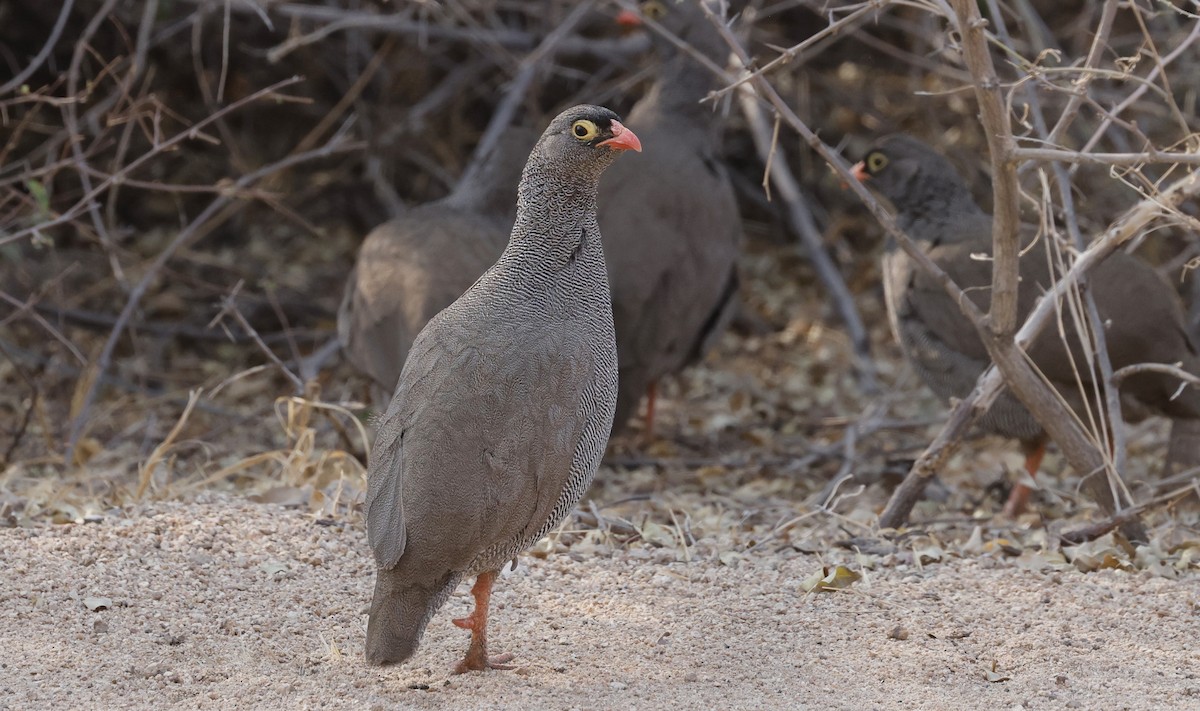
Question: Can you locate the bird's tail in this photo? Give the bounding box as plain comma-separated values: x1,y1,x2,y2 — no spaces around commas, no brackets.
365,567,454,666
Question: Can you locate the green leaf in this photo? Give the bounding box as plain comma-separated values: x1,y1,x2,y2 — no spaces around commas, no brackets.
25,179,50,216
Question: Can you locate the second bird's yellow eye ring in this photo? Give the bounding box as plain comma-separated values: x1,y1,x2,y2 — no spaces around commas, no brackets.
866,151,889,172
572,120,601,141
642,0,668,20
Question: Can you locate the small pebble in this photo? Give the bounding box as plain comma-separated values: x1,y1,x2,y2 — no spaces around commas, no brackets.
888,625,909,641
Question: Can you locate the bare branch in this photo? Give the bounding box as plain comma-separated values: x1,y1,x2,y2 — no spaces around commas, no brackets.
1041,0,1119,148
459,0,595,187
1111,362,1200,390
1,76,306,247
949,0,1020,336
706,1,886,102
0,0,77,95
1012,148,1200,166
63,135,365,464
208,282,305,393
735,82,877,391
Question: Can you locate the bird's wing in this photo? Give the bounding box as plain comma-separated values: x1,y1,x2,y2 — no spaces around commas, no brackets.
1029,253,1200,418
899,224,1200,420
889,215,1010,401
902,242,995,364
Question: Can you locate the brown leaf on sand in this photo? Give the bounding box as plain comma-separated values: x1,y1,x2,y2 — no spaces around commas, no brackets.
801,565,861,593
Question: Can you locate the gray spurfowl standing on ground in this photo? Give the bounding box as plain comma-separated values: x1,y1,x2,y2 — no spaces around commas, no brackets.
337,129,538,407
853,134,1200,516
364,105,641,672
604,0,743,435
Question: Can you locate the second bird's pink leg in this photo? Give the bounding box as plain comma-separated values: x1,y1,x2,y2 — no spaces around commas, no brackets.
643,381,658,439
1002,440,1046,518
452,570,515,673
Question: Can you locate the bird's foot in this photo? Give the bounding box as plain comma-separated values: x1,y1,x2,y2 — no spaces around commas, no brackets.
451,570,510,673
454,651,515,674
1002,483,1033,519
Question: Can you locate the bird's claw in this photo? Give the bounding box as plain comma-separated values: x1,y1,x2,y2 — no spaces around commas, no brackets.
454,652,515,674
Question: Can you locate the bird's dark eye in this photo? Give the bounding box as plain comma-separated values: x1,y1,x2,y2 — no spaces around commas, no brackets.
866,151,889,173
642,0,668,20
572,120,600,141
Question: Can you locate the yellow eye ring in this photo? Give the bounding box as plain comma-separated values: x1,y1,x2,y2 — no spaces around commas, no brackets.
866,151,889,172
642,0,668,20
572,120,600,141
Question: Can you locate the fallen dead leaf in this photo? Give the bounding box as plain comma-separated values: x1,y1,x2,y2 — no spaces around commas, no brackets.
83,596,112,611
801,565,861,593
984,660,1011,683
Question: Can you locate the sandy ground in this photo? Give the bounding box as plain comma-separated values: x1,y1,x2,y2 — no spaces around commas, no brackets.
2,495,1197,711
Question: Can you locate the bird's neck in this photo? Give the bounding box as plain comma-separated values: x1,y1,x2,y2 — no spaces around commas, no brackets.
509,166,600,263
634,54,719,123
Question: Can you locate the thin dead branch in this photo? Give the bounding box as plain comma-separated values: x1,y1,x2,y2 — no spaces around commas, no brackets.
63,135,365,464
1059,484,1196,545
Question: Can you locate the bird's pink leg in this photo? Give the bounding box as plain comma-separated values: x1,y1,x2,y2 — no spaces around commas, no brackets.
1003,440,1046,518
643,381,658,440
451,570,514,673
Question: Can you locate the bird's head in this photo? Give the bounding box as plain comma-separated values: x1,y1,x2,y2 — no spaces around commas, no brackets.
617,0,673,29
527,105,642,183
616,0,729,64
851,134,975,217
